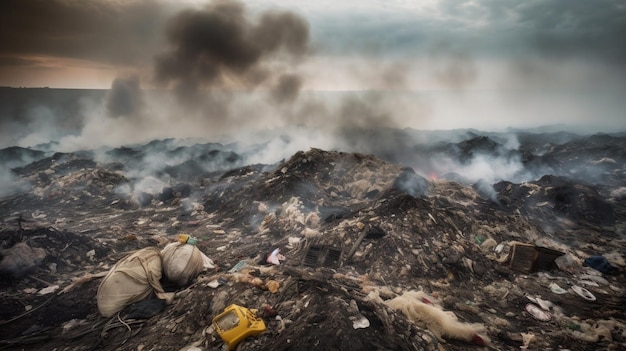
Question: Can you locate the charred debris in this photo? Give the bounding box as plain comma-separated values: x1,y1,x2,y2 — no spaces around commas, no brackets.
0,129,625,350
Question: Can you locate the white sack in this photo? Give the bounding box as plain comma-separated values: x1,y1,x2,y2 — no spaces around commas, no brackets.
97,247,164,317
161,242,214,287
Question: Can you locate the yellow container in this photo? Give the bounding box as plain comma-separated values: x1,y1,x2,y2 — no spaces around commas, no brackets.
212,304,266,350
177,234,189,244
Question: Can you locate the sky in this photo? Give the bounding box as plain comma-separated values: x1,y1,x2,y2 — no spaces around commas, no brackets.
0,0,625,149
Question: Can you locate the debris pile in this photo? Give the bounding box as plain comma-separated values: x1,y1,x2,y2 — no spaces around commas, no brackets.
1,132,625,350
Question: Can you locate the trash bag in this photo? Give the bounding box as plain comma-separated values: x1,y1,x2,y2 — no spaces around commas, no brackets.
161,242,214,287
0,242,46,278
97,247,165,317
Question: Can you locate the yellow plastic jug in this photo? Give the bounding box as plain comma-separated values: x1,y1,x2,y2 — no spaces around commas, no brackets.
212,304,266,350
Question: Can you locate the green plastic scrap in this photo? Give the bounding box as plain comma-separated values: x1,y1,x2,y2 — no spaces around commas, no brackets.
228,260,247,273
567,323,581,331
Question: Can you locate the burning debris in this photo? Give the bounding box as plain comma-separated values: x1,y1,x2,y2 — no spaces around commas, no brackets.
0,130,625,350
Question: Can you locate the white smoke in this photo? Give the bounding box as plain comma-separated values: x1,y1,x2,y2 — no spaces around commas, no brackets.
0,169,30,197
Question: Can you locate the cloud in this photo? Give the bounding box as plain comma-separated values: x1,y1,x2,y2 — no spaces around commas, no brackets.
0,0,174,67
0,56,43,68
510,0,626,63
2,0,624,88
300,0,625,67
0,0,624,147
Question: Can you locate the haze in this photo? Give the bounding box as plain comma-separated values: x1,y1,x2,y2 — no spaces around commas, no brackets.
0,0,625,151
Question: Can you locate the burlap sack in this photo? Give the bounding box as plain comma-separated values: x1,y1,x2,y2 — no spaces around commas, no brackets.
97,247,165,317
161,242,210,287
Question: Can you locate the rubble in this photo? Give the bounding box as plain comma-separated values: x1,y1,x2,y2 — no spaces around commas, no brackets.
0,132,625,350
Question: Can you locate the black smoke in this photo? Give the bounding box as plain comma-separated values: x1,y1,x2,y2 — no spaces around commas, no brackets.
271,74,302,104
154,0,310,105
106,76,144,118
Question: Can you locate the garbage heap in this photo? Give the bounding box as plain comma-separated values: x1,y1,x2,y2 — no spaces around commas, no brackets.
0,148,624,351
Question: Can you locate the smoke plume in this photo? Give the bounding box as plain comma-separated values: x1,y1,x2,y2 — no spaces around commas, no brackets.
106,76,144,118
154,0,309,106
271,74,302,104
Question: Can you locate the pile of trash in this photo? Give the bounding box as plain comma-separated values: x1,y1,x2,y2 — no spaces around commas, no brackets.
1,144,625,350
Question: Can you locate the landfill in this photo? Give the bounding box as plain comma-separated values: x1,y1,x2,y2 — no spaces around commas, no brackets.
0,130,625,350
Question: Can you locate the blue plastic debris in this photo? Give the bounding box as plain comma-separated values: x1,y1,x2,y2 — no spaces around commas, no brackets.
584,255,618,275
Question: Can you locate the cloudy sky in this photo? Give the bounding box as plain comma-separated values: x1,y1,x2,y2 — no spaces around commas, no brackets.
0,0,625,144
